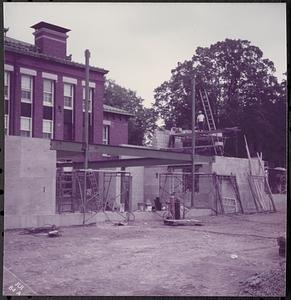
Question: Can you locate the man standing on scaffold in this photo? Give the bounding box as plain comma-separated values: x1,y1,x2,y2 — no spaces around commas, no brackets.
197,110,205,131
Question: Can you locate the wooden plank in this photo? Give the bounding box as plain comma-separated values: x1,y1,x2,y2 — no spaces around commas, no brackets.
164,218,202,226
256,153,276,212
230,176,244,214
244,135,253,175
247,176,261,212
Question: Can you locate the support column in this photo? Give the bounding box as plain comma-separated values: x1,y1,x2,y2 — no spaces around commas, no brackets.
191,77,196,208
74,80,83,142
92,80,104,145
33,71,43,138
54,75,64,140
12,66,21,136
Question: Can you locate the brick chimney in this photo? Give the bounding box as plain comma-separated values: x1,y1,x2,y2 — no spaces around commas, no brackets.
31,22,70,59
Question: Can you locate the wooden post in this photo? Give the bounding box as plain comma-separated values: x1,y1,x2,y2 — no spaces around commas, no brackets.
83,49,90,225
191,77,196,208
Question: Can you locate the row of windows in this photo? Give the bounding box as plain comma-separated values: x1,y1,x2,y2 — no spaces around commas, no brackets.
4,71,93,112
4,70,109,144
5,115,110,144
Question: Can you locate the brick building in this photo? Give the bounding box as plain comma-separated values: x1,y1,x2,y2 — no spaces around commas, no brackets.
4,21,131,158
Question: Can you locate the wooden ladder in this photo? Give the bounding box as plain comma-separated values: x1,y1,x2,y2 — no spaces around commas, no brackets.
57,171,74,213
229,175,244,213
199,89,223,156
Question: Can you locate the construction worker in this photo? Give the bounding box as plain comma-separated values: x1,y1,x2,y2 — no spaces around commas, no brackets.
197,110,205,131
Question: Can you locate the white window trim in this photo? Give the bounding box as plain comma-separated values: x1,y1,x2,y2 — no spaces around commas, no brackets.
43,79,54,107
62,76,77,85
5,71,10,101
5,114,9,136
103,120,111,126
81,81,96,88
82,87,93,113
42,72,58,81
21,75,33,104
5,64,14,72
42,119,54,139
64,83,74,110
20,67,37,76
20,117,32,137
103,125,110,145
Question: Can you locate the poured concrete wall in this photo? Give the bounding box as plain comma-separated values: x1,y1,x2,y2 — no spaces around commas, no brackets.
144,166,168,204
126,166,144,211
5,136,57,228
211,156,263,213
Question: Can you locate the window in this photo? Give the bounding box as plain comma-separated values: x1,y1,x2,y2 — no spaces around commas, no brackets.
64,83,74,109
4,115,8,136
43,119,53,139
103,125,110,145
43,79,54,106
21,75,33,103
82,87,93,112
20,117,32,137
4,71,9,100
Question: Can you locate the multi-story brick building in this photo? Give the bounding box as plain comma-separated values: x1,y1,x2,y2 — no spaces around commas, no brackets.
4,21,131,156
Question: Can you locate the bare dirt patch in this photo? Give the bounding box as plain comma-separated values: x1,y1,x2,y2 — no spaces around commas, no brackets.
3,196,286,296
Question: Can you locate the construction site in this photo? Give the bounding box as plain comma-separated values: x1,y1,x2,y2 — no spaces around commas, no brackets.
3,81,286,296
2,11,287,295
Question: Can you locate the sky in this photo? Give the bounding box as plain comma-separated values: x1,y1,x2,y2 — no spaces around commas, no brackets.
4,3,287,107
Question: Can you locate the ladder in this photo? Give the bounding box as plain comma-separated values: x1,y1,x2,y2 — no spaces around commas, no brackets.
199,89,216,131
56,170,74,213
229,175,244,213
199,89,223,156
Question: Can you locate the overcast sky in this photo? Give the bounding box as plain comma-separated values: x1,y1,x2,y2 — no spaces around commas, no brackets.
4,3,286,107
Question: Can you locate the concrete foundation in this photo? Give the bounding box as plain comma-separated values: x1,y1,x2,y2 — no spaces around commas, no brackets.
5,136,57,229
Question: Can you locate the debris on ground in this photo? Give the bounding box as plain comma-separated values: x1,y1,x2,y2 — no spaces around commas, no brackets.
164,219,202,226
113,221,128,226
230,254,238,259
239,261,286,296
20,224,57,235
48,230,61,238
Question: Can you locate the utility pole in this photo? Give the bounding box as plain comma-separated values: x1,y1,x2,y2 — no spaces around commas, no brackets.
191,77,196,208
83,49,90,225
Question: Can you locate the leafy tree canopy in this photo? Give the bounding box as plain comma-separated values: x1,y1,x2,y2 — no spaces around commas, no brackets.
153,39,286,165
104,79,157,145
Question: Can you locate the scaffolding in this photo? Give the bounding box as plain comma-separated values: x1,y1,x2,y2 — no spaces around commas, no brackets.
56,169,134,223
158,172,244,215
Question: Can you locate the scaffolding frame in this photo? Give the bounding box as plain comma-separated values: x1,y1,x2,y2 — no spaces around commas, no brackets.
158,172,244,215
56,169,134,223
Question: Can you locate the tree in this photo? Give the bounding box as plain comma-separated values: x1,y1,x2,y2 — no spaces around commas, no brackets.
104,79,157,145
153,39,286,165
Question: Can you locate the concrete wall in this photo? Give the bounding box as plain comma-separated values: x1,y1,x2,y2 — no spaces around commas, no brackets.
211,156,263,213
144,166,168,204
126,166,144,211
5,136,57,228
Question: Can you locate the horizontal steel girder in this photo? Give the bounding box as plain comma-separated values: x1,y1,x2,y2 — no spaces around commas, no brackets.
58,158,192,168
51,140,213,163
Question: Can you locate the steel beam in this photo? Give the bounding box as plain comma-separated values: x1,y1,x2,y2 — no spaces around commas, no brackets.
51,140,213,162
58,158,193,169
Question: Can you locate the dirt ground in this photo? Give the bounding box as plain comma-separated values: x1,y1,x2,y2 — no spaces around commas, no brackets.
2,195,286,296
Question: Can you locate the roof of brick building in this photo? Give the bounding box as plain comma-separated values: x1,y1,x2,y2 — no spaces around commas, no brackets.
103,105,134,117
4,36,108,74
